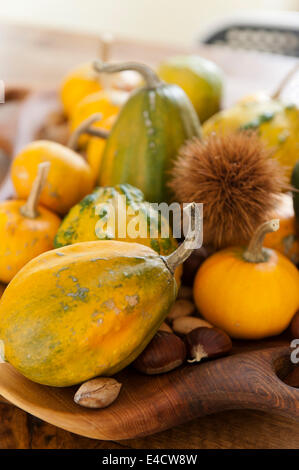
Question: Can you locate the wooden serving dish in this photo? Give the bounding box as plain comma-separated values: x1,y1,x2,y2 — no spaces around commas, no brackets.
0,91,298,441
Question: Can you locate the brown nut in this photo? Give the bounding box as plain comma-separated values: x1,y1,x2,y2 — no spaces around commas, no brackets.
133,331,186,375
178,285,193,300
291,311,299,339
167,299,195,321
172,315,213,335
159,322,172,333
74,377,122,408
186,327,232,363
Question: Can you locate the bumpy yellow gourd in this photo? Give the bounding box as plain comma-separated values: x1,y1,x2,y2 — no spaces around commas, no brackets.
54,184,182,285
0,203,197,386
203,97,299,179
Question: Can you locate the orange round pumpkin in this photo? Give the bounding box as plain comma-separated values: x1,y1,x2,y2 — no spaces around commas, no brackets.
194,220,299,339
0,163,61,283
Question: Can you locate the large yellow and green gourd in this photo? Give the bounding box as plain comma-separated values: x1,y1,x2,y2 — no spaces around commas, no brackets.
203,67,299,178
94,61,201,202
0,204,197,386
54,184,182,285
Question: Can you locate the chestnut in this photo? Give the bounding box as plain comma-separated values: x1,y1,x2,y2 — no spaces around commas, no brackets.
186,327,232,363
133,331,186,375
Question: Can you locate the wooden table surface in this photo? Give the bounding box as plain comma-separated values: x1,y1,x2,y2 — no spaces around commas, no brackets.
0,21,299,450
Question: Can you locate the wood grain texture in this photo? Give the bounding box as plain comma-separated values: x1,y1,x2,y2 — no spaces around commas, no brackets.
0,345,298,441
1,397,299,449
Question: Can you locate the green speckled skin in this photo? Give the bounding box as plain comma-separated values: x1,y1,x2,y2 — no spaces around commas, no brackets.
98,84,201,203
54,184,178,257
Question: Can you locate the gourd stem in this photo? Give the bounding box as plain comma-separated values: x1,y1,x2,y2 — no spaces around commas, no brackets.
93,61,162,89
163,202,200,272
20,162,50,219
243,219,279,263
272,63,299,99
67,113,110,151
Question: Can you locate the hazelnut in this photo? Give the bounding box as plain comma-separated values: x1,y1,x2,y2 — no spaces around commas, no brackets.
133,331,186,375
167,299,195,321
172,315,213,335
186,327,232,363
74,377,122,408
291,311,299,339
159,322,172,333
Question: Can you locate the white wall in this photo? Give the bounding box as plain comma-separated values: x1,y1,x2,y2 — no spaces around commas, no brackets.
0,0,298,45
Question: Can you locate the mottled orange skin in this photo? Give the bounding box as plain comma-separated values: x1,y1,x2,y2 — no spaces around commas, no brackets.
11,141,94,215
194,247,299,339
60,62,102,117
0,241,177,386
0,200,61,284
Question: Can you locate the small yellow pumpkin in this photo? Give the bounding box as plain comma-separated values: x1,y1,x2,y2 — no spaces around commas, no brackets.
194,220,299,339
11,140,94,215
0,163,61,283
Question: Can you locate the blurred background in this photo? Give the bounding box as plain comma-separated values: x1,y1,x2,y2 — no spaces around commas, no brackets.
0,0,299,46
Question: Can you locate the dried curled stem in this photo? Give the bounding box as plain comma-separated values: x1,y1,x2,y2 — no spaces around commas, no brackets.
272,63,299,99
68,113,110,151
93,61,162,88
163,202,201,272
20,162,50,219
243,219,279,263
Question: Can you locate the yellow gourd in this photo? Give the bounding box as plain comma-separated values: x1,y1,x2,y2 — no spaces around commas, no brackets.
60,62,102,117
0,163,61,283
203,66,299,179
0,204,198,386
69,89,127,148
11,140,94,215
194,220,299,339
54,184,183,285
